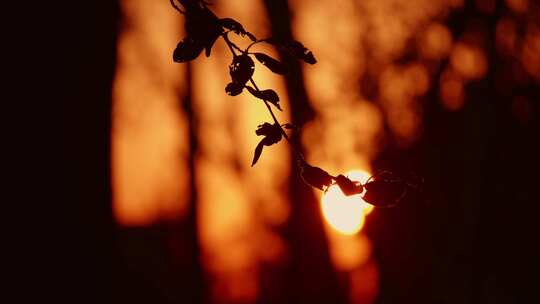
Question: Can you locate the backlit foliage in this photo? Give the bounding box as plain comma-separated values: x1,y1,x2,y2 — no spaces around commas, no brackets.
170,0,413,208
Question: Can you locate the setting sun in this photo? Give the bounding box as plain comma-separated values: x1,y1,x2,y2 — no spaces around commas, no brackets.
321,170,374,235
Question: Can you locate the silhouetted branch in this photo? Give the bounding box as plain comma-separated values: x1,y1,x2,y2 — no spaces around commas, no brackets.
169,0,413,207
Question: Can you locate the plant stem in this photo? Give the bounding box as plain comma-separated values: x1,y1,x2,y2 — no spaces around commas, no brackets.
221,33,305,163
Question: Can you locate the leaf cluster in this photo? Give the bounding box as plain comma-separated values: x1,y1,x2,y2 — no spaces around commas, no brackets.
170,0,411,208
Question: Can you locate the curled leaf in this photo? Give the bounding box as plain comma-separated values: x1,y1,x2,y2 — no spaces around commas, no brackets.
229,54,255,86
362,180,406,207
225,82,244,96
255,123,282,144
253,53,287,75
173,37,204,62
264,38,317,64
300,163,332,190
251,123,282,166
183,5,223,57
220,18,257,41
245,86,281,111
252,141,265,166
335,175,363,196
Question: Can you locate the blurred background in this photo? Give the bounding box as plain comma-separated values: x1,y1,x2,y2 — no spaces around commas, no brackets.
66,0,539,303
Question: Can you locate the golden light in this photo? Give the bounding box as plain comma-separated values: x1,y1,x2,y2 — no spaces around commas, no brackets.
450,43,488,80
113,0,190,226
440,68,465,111
321,170,374,235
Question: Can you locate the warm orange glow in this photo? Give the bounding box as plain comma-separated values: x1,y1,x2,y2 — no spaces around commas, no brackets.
521,24,540,82
505,0,529,14
419,23,453,60
379,64,428,144
192,1,290,303
112,0,190,226
451,43,488,80
321,170,374,235
349,260,379,303
440,68,465,111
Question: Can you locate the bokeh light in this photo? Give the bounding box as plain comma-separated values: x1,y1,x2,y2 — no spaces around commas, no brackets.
321,169,374,235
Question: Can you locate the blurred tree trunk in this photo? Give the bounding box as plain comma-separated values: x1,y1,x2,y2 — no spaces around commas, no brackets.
173,61,206,303
259,1,347,303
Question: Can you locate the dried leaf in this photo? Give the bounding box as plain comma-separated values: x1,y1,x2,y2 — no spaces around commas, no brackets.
253,53,287,75
251,123,282,166
256,123,282,145
363,180,406,207
255,122,275,136
245,86,281,111
184,5,222,57
300,164,332,190
229,54,255,86
173,37,204,62
251,140,265,166
225,82,244,96
264,38,317,64
220,18,257,41
335,175,363,196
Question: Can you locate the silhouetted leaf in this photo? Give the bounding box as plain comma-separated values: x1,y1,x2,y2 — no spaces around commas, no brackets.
300,163,332,190
204,34,221,57
251,122,282,166
229,54,255,86
256,123,282,144
363,180,406,207
220,18,257,41
335,175,363,196
264,38,317,64
245,86,281,111
255,122,274,136
252,141,265,166
173,37,204,62
184,5,222,57
253,53,287,75
225,82,244,96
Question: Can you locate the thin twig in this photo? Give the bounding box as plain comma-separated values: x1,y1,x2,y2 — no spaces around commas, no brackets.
224,34,244,53
245,39,263,52
221,33,305,163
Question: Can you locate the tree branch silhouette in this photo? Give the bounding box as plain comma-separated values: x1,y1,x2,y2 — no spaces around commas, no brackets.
221,32,305,163
170,0,412,207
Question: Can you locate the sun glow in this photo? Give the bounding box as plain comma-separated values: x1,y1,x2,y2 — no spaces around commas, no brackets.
321,170,374,235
